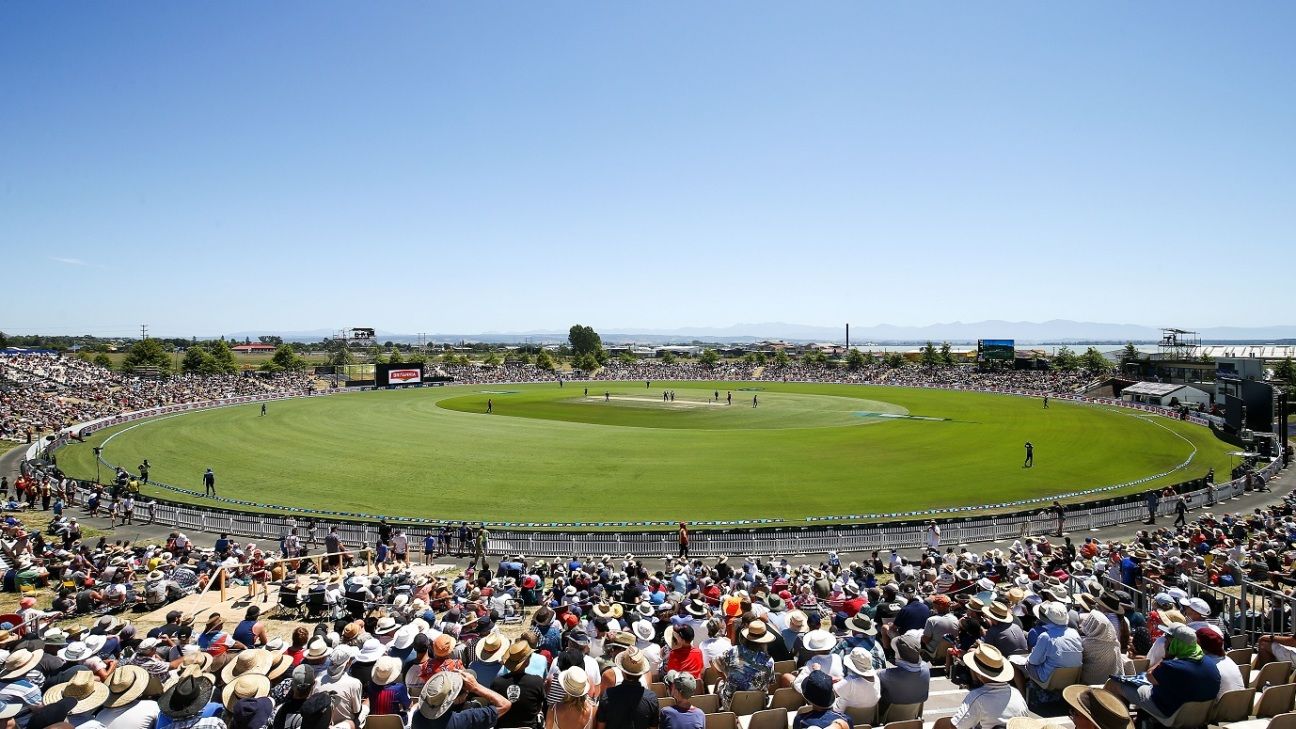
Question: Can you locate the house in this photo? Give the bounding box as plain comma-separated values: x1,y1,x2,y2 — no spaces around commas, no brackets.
231,343,277,354
1120,381,1211,408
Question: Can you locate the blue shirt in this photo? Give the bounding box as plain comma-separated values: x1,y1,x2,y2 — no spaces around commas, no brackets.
1150,658,1220,717
794,708,851,729
1027,624,1083,683
661,706,705,729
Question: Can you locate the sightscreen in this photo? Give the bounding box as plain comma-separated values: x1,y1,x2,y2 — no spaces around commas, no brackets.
376,363,424,387
978,339,1015,362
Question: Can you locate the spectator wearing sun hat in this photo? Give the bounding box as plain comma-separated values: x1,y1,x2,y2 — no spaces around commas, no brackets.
467,633,509,688
714,620,776,711
412,668,512,729
222,673,272,729
0,648,45,722
1021,602,1082,691
934,644,1028,729
366,656,411,721
878,632,929,713
792,670,849,729
314,645,363,729
491,641,545,729
95,664,163,729
598,648,657,729
1195,626,1243,698
830,648,878,713
834,614,885,670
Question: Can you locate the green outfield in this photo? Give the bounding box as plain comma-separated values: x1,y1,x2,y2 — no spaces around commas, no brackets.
54,382,1236,526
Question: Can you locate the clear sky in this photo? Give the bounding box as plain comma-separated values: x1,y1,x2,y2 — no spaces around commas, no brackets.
2,2,1293,337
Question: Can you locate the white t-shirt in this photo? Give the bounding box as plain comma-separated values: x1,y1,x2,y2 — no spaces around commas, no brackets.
96,699,160,729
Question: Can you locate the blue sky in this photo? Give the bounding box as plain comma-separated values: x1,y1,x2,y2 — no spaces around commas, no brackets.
2,3,1293,337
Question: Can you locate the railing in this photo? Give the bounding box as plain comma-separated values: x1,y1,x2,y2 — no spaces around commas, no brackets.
17,453,1283,560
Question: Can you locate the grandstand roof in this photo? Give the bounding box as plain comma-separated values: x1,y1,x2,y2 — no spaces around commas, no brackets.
1122,381,1199,397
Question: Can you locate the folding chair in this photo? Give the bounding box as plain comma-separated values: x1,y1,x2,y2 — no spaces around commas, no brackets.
659,697,676,709
1254,683,1296,719
693,694,721,714
742,708,787,729
769,687,806,711
1030,665,1082,692
729,690,767,717
879,703,923,724
844,704,877,726
650,682,668,698
1228,648,1254,668
705,712,737,729
772,660,796,675
365,715,405,729
1208,688,1255,724
1251,661,1293,690
1157,699,1212,728
1129,657,1150,674
882,720,923,729
1269,712,1296,729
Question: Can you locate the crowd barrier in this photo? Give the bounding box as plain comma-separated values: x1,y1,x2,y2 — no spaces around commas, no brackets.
21,380,1287,558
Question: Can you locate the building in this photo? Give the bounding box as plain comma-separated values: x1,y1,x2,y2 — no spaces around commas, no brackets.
231,343,277,354
1120,381,1211,408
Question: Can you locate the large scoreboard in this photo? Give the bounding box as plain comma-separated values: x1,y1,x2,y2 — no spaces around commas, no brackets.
977,339,1015,363
376,362,424,387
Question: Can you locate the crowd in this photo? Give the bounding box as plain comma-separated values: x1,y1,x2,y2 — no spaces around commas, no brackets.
0,457,1292,729
433,360,1097,398
0,354,315,444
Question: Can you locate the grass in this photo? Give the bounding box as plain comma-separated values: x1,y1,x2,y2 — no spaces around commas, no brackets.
53,381,1236,526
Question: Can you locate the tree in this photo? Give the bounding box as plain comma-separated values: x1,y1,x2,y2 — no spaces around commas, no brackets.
920,341,939,370
121,338,172,374
1053,346,1078,372
92,353,114,370
0,331,7,349
773,349,790,367
846,348,867,370
699,349,719,368
861,350,877,365
483,352,502,367
258,335,283,345
329,348,355,366
573,352,600,372
884,352,907,368
269,344,307,371
1120,343,1141,365
1275,357,1296,387
568,325,603,358
208,339,238,374
618,350,637,365
661,351,677,365
752,352,767,366
939,342,955,366
388,347,403,363
182,347,220,374
1081,347,1110,373
535,350,556,371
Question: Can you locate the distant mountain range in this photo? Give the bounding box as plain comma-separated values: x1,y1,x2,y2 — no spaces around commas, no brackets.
218,320,1296,345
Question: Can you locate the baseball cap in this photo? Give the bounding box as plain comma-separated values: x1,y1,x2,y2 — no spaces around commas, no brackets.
664,670,697,698
291,665,315,694
1181,597,1211,617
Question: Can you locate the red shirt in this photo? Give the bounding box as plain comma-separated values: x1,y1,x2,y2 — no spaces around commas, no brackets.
666,645,704,679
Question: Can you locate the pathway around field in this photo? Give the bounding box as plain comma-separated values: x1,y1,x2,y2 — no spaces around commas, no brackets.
3,444,1287,562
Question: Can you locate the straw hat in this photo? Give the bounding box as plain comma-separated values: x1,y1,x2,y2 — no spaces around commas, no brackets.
503,640,533,673
0,649,42,680
474,634,508,663
982,601,1014,624
370,656,403,687
304,638,332,661
740,620,776,644
221,673,270,713
374,617,399,636
1062,686,1136,729
43,671,110,715
419,671,464,720
560,665,590,698
104,665,158,709
221,649,274,685
786,610,809,633
963,644,1014,683
266,651,294,682
616,647,650,677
